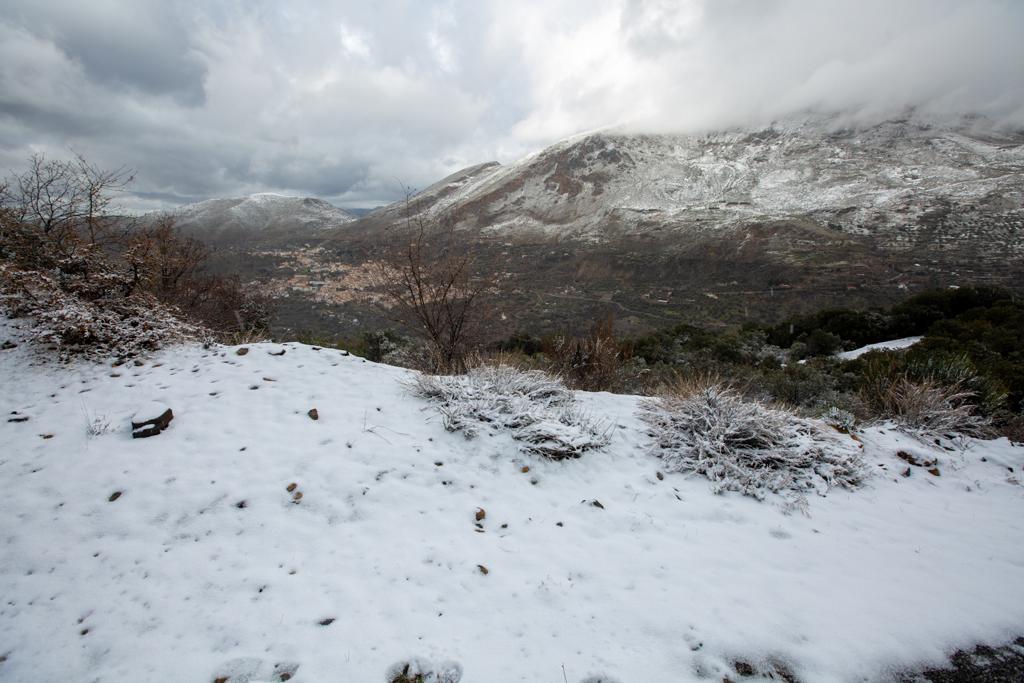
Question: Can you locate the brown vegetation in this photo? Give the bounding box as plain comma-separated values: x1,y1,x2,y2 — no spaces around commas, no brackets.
375,202,491,373
543,314,630,391
0,154,273,357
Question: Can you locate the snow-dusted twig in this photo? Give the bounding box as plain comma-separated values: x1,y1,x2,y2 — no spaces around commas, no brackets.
361,409,393,445
80,399,113,437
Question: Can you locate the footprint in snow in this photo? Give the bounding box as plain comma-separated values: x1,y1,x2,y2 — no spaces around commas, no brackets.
386,658,462,683
210,658,299,682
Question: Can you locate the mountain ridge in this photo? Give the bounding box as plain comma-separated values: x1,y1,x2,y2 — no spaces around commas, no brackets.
153,192,358,243
362,116,1024,246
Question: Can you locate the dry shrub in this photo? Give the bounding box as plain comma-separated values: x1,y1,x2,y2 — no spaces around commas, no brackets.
998,414,1024,444
1,227,203,359
545,314,630,391
856,350,1006,418
641,377,868,510
408,364,609,460
879,377,992,439
129,218,274,339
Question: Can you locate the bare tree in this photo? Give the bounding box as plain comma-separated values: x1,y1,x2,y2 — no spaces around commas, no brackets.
137,216,211,304
376,202,491,373
2,152,133,252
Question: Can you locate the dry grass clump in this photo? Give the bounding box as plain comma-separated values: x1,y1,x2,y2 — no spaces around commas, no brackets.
544,315,626,392
878,377,992,439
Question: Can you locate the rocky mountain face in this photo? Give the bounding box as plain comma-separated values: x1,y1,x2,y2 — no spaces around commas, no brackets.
373,116,1024,247
158,193,357,244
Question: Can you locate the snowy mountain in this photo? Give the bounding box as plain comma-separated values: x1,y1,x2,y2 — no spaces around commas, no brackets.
1,317,1023,681
366,161,502,222
159,193,357,243
380,116,1024,247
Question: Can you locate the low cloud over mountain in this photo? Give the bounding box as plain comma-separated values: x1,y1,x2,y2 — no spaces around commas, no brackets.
2,1,1022,212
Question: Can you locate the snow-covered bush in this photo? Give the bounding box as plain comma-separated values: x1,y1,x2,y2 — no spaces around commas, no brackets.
409,364,609,460
1,179,205,360
641,380,868,508
1,261,201,360
880,377,992,439
736,329,787,365
821,405,857,433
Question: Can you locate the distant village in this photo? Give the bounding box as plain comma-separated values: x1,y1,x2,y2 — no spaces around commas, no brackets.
253,247,387,305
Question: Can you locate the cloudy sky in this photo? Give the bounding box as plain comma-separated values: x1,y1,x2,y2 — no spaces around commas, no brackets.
1,0,1022,211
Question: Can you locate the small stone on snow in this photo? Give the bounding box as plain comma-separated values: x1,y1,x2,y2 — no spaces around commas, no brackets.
131,402,173,438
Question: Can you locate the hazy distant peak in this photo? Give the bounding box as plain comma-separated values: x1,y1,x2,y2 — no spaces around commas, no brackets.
149,193,357,243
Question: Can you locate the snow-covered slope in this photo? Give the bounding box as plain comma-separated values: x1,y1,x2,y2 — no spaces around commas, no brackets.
380,116,1024,249
837,336,924,360
158,193,357,242
366,162,502,223
1,319,1023,682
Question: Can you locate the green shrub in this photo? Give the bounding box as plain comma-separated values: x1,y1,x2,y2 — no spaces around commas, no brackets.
755,361,839,408
890,286,1013,333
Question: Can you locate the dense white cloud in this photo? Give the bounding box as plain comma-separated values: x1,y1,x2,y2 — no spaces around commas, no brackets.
1,0,1021,211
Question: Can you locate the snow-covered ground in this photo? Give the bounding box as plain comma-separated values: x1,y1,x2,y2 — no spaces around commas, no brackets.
1,318,1022,682
836,336,923,360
